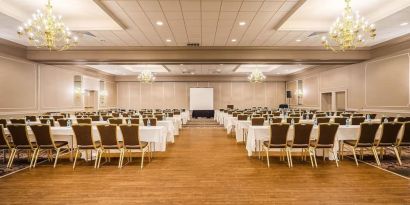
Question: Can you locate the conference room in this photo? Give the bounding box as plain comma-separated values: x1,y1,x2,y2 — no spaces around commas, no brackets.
0,0,409,204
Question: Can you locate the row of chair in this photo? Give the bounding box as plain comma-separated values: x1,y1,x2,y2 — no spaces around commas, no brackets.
0,118,160,127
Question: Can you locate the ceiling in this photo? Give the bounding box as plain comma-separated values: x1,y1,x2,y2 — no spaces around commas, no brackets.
85,64,314,76
0,0,409,48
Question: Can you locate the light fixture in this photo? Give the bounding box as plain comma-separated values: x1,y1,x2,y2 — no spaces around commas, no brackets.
400,22,408,26
239,21,246,26
321,0,376,52
166,39,171,42
248,69,266,83
231,39,237,42
296,39,301,42
17,0,78,51
156,21,163,26
138,70,156,83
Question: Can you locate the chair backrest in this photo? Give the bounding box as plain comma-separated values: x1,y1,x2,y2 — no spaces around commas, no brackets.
336,111,343,116
30,124,54,146
316,123,339,146
112,113,120,117
269,123,290,145
353,113,364,117
77,118,92,124
381,117,395,122
167,113,174,117
289,114,300,117
25,116,37,122
155,114,163,121
174,111,181,115
7,124,31,146
334,117,348,125
293,123,314,145
368,114,377,119
10,119,26,124
379,122,403,145
72,124,94,146
351,117,365,125
102,116,113,121
232,112,240,117
122,113,129,117
97,125,118,146
326,112,335,116
237,114,248,121
341,113,351,118
252,114,261,118
58,119,69,127
0,119,7,127
40,115,51,119
126,118,140,125
286,117,300,124
272,112,281,116
357,123,380,144
52,115,64,121
131,115,140,119
400,122,410,145
251,117,264,126
270,118,282,124
40,119,55,127
317,117,331,124
119,125,141,146
315,113,326,118
90,115,101,121
109,118,123,125
143,118,157,126
396,117,410,122
303,113,314,119
0,125,10,148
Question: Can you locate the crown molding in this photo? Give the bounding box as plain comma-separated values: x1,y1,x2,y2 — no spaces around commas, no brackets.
0,38,27,58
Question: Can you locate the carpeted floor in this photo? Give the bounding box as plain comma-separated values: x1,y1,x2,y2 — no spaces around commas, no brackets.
0,152,55,177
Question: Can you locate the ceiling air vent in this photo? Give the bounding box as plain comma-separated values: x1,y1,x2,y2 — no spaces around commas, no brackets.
187,43,200,47
307,32,327,38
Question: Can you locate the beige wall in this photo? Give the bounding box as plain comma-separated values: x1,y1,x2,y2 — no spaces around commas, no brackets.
116,81,286,110
0,53,116,116
288,49,410,115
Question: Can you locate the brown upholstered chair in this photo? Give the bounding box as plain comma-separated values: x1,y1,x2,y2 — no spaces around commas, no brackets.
237,114,248,121
351,117,365,125
155,114,164,121
287,123,314,167
270,118,282,124
143,118,157,126
262,123,290,167
251,117,264,126
119,125,150,169
72,124,101,169
341,113,351,118
353,113,364,117
396,117,410,122
131,115,140,119
112,113,120,117
96,125,121,168
326,112,335,116
90,115,101,121
302,113,314,120
10,119,26,124
252,114,261,118
122,113,129,118
6,124,36,168
174,110,181,115
395,122,410,161
286,117,300,124
102,116,113,121
57,119,70,127
232,112,240,117
316,117,331,124
272,112,281,116
289,114,300,118
309,123,340,167
342,123,381,166
381,116,395,123
166,113,173,117
30,125,69,168
375,122,403,165
0,119,7,127
40,119,55,127
52,115,64,121
109,118,123,126
315,113,326,118
334,117,348,125
76,118,92,125
40,115,51,119
25,116,37,122
0,125,12,163
368,114,377,119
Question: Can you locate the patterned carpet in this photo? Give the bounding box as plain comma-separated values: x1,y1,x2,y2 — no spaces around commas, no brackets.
0,152,55,177
183,119,224,128
343,147,410,178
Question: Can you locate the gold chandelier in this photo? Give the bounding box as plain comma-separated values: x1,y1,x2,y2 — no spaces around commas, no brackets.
321,0,376,52
17,0,78,51
248,69,266,83
138,70,156,83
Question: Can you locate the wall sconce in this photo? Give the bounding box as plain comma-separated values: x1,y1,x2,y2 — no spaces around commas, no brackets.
298,89,303,97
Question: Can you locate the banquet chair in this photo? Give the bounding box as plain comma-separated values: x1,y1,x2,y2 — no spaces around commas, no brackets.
40,115,51,119
381,116,396,123
6,124,36,168
102,116,113,121
52,115,64,121
25,116,37,122
336,111,343,116
270,118,282,124
166,113,174,117
368,114,377,119
57,119,69,127
302,113,314,119
395,122,410,162
375,122,403,165
96,125,121,168
0,119,7,127
289,114,300,118
351,117,365,125
334,117,348,125
232,112,240,117
317,117,331,124
326,112,335,116
112,113,120,117
174,111,181,115
315,113,326,118
119,125,150,169
143,118,157,126
109,118,123,126
30,125,69,168
272,112,281,116
309,123,339,167
131,115,140,119
341,113,351,118
0,125,12,163
251,117,264,126
40,119,55,127
353,113,364,117
77,118,92,125
61,113,70,118
252,114,261,118
10,119,26,124
262,123,290,167
342,123,381,166
287,123,314,167
396,117,410,122
75,115,83,119
122,113,129,118
155,114,163,121
90,115,101,122
286,117,300,124
72,124,101,169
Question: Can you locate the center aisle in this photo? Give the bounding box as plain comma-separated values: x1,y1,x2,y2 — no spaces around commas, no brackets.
0,125,408,204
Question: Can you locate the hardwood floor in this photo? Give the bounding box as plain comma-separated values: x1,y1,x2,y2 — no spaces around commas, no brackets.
0,127,408,204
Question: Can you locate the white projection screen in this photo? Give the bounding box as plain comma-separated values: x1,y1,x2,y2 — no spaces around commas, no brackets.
189,88,214,110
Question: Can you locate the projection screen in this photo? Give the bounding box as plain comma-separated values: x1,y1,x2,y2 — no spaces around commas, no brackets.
189,88,214,110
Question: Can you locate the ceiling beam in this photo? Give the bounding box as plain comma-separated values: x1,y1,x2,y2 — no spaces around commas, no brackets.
273,0,307,31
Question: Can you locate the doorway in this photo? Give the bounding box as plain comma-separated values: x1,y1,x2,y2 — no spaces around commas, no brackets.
321,92,332,111
335,91,346,111
84,90,98,111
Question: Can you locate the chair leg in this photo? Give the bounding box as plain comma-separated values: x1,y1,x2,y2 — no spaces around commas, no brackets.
312,148,318,168
307,148,314,168
351,146,359,166
371,147,381,166
33,148,41,168
118,148,124,168
265,148,270,168
392,146,402,166
332,150,339,167
7,149,16,168
30,148,38,168
341,142,344,160
53,148,61,168
287,148,293,168
285,148,291,167
97,149,103,168
360,148,363,160
73,148,79,170
140,150,145,170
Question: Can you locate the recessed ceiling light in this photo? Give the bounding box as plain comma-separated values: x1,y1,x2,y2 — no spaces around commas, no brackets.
400,22,408,26
156,21,163,26
231,39,237,42
166,39,171,42
296,39,301,42
239,21,246,26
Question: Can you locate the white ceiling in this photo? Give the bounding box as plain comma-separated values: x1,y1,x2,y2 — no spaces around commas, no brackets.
0,0,409,47
86,64,313,76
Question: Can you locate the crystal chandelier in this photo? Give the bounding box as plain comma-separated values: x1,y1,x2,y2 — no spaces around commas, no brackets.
248,69,266,83
17,0,78,51
321,0,376,52
138,70,156,83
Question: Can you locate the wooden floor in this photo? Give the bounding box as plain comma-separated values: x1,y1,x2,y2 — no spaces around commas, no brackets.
0,127,408,204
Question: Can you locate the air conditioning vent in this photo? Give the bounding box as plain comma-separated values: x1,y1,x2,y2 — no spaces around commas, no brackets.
307,32,327,38
187,43,200,47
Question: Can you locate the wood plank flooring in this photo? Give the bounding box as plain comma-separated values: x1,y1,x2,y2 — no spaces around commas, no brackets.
0,127,408,204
